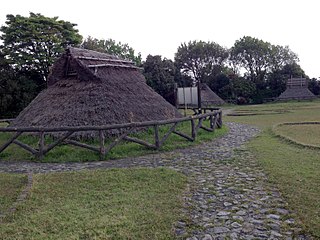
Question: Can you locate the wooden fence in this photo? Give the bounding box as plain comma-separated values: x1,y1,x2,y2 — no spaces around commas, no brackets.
0,110,222,161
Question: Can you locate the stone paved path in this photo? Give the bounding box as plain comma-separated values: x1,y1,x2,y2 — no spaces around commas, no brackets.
0,122,310,239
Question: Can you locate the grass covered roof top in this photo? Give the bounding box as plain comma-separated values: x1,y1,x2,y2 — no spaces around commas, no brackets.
11,48,181,137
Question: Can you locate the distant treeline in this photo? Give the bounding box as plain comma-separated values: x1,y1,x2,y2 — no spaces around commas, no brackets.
0,13,319,117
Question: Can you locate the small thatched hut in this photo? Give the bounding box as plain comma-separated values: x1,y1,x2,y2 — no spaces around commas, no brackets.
201,84,225,106
278,78,316,101
11,47,181,137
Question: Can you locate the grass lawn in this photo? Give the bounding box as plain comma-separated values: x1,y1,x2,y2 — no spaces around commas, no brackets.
274,123,320,147
0,119,227,163
225,99,320,238
0,168,187,240
0,173,27,213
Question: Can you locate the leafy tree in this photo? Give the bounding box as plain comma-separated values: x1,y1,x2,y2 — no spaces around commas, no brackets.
143,55,176,104
206,72,231,99
308,78,320,95
0,13,82,116
0,54,39,117
175,40,228,83
0,13,82,81
269,45,299,72
230,36,271,85
232,77,256,103
82,36,142,65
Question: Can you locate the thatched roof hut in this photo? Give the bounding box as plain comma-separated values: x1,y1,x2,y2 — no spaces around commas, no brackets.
11,47,181,137
278,78,316,101
201,84,225,106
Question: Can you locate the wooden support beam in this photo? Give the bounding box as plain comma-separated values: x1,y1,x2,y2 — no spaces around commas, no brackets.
123,136,156,149
0,132,22,153
13,140,38,155
173,130,194,141
43,131,74,154
159,123,178,146
87,63,142,70
64,140,100,153
105,128,133,154
200,125,214,132
77,56,134,64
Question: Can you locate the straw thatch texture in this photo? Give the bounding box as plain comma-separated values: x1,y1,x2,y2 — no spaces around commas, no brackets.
11,48,182,138
201,84,225,106
278,78,317,100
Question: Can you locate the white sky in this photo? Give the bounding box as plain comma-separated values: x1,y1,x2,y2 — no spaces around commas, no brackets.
1,0,319,78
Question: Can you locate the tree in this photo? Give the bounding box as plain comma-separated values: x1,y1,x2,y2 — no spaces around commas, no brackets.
175,40,228,83
230,36,272,85
308,78,320,95
0,54,39,117
269,45,299,72
82,36,142,65
232,77,257,104
143,55,176,104
0,13,82,81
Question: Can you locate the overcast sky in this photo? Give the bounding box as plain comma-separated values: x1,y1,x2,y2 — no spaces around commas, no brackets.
1,0,319,78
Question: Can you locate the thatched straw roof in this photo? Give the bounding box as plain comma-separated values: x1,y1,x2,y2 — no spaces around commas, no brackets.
11,47,181,137
278,78,317,100
201,84,225,106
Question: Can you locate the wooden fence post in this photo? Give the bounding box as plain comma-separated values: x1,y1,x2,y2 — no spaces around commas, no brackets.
154,125,160,149
38,131,45,161
99,130,105,160
210,114,214,129
191,118,196,140
218,111,223,128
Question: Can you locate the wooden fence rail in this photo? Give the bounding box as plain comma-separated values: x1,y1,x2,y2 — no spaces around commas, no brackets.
0,110,222,161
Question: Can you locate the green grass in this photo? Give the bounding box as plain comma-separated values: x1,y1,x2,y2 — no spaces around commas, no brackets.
225,99,320,128
0,168,187,240
274,123,320,147
225,99,320,238
0,120,228,163
0,173,27,213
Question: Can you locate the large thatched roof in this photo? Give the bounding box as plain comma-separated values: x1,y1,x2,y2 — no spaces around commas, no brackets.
278,78,317,100
11,47,181,137
201,84,225,106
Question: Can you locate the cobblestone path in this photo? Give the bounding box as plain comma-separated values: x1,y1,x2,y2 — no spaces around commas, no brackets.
0,122,310,239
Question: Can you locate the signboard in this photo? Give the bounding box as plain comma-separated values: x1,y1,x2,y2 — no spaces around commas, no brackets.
177,87,198,106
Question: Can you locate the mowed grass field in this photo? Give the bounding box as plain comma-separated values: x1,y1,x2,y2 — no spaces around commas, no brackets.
225,99,320,238
274,123,320,147
0,168,187,240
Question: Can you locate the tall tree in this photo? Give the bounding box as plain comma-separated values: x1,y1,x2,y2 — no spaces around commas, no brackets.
175,40,228,84
269,45,299,72
230,36,299,84
0,54,39,117
143,55,176,104
82,36,142,65
0,13,82,81
230,36,271,85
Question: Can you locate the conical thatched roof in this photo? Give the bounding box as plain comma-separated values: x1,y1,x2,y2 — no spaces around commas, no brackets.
11,47,181,137
278,78,317,100
201,84,225,106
